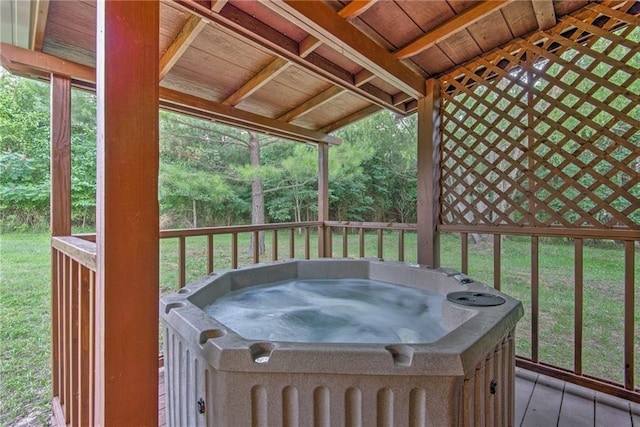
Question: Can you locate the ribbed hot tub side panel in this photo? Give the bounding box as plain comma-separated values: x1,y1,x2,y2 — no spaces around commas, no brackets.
208,372,463,426
462,331,515,427
163,326,213,427
163,327,516,427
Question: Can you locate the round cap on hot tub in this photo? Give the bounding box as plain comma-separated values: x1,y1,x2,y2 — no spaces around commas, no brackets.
447,291,506,306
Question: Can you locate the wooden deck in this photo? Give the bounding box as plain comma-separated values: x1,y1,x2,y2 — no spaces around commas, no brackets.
158,368,640,426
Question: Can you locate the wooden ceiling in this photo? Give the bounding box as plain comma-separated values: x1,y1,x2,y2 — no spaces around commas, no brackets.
1,0,597,141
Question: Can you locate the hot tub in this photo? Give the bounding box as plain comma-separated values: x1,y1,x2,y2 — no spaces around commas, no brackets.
161,259,523,426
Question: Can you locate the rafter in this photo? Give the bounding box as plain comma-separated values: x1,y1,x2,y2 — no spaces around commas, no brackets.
299,35,322,58
278,86,345,122
171,0,409,114
211,0,228,13
222,57,289,106
531,0,557,30
260,0,425,99
394,0,517,60
338,0,378,20
161,87,341,145
0,44,339,145
31,0,50,51
159,15,207,80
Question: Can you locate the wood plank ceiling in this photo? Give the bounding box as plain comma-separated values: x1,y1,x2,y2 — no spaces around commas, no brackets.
0,0,595,140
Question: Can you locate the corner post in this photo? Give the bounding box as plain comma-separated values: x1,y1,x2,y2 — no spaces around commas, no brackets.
50,74,72,236
95,2,159,425
417,79,441,268
318,142,329,257
50,74,71,419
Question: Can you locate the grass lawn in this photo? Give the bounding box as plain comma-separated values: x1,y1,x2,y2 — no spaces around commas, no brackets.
1,230,638,425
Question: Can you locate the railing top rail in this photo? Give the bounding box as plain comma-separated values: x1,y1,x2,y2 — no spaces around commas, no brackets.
52,236,97,270
75,222,639,241
324,221,418,230
160,221,323,239
438,224,640,240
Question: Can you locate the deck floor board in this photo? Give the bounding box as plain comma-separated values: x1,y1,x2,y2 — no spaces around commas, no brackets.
158,367,636,426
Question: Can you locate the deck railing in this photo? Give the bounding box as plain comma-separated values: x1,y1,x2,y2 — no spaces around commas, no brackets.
158,222,638,403
159,221,321,288
51,236,97,427
439,225,638,403
54,221,638,426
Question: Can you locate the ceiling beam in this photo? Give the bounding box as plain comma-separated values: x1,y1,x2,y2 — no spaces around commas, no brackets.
394,0,517,60
278,86,345,122
31,0,50,51
161,87,341,145
223,57,289,106
171,0,409,114
211,0,228,13
0,42,95,82
338,0,378,19
0,43,339,145
159,15,207,80
531,0,557,30
260,0,425,99
299,35,322,57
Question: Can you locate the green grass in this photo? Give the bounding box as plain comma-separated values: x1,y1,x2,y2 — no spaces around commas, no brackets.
0,233,52,426
1,231,638,425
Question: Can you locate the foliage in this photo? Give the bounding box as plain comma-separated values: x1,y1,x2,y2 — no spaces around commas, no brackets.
1,67,422,230
0,72,50,230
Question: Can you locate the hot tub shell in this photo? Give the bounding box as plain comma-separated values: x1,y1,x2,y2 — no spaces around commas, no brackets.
161,259,523,426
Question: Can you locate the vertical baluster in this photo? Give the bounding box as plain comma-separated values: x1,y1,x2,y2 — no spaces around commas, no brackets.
377,229,383,259
461,233,468,274
398,230,404,262
63,255,71,423
342,227,348,258
253,231,259,264
231,233,238,269
494,234,501,291
70,260,80,425
624,240,635,390
289,228,295,259
89,270,96,427
52,249,61,400
304,228,310,260
531,236,539,363
207,235,214,274
178,236,186,288
78,265,92,426
359,228,365,258
272,230,278,261
574,238,583,376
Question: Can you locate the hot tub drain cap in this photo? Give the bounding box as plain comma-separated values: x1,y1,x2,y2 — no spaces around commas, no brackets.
447,291,506,307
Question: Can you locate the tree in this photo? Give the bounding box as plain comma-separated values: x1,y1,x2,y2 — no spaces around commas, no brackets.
0,71,50,229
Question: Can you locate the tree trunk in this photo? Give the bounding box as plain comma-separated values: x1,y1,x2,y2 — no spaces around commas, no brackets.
248,132,265,254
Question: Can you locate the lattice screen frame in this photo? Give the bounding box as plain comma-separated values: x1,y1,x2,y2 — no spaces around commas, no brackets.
438,1,639,230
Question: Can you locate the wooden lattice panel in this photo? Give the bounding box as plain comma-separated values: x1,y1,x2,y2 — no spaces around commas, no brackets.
439,1,639,229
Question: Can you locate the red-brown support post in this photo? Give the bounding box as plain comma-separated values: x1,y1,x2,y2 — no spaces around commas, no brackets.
318,142,329,257
50,74,71,423
50,74,72,237
95,2,159,425
417,79,441,268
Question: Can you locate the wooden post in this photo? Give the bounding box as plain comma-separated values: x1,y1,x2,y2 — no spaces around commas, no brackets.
50,74,71,418
50,74,72,237
318,142,329,257
417,79,441,268
95,2,159,426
